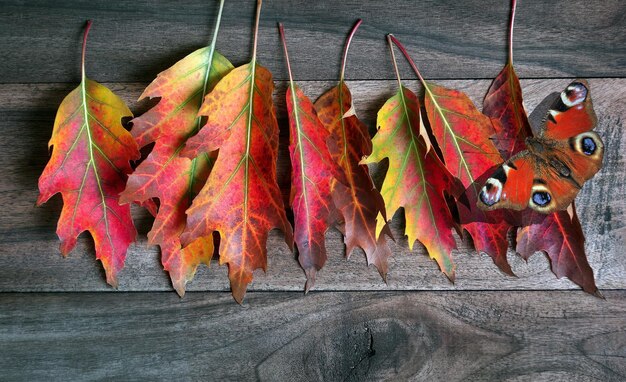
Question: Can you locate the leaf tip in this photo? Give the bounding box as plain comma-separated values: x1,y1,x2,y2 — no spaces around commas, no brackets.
106,274,119,289
230,280,248,304
592,289,605,299
117,192,132,206
179,142,198,160
445,270,456,284
172,280,187,298
284,231,295,252
485,250,516,277
34,195,46,207
380,270,388,284
304,268,317,294
59,238,77,258
370,252,390,284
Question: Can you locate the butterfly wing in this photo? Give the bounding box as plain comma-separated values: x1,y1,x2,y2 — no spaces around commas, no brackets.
553,131,604,184
541,79,597,140
477,153,533,211
477,151,581,213
534,79,604,210
478,80,604,213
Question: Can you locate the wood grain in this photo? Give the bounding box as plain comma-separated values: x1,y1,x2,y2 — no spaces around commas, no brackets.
1,291,625,381
2,2,624,379
1,79,624,292
0,0,624,83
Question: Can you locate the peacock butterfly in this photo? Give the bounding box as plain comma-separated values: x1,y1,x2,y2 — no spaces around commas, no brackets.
478,80,604,214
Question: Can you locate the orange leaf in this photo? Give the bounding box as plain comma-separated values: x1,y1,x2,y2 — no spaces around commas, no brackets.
181,0,293,303
315,20,392,279
120,1,233,296
37,21,138,286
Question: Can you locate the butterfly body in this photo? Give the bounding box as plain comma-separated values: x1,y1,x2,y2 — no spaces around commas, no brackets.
478,80,604,214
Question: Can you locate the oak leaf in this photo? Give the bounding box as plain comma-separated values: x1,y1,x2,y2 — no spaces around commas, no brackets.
483,0,598,294
37,21,138,286
315,20,392,279
516,206,598,295
120,1,233,296
181,0,293,302
390,35,514,274
279,24,344,291
361,38,458,279
483,0,532,160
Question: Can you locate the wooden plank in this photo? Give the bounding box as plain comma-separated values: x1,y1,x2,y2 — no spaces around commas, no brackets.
0,79,624,292
0,0,624,83
0,291,625,380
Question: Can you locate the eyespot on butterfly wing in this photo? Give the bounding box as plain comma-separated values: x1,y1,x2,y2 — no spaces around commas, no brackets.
477,80,604,214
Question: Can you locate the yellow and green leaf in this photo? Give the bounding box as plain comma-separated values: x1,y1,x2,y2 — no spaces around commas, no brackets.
390,34,514,274
362,40,458,278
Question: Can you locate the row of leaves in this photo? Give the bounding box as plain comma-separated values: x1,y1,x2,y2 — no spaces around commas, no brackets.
38,0,598,302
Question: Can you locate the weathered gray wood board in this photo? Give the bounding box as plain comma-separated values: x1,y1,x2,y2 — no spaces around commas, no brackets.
0,79,624,292
1,291,625,381
0,0,624,83
1,1,624,379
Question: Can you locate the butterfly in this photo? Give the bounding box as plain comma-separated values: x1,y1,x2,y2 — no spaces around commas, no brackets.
478,80,604,214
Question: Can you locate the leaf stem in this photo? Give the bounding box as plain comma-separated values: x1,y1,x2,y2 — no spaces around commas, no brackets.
278,23,294,86
509,0,517,64
278,24,311,258
388,34,426,86
252,0,262,62
81,20,92,81
340,19,362,83
192,0,226,135
386,35,403,90
210,0,226,49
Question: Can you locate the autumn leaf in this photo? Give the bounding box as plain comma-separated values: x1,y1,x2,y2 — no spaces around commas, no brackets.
37,21,138,286
482,0,598,294
120,0,233,296
278,24,344,292
361,36,458,279
315,20,392,279
180,0,293,303
390,35,514,274
516,206,599,295
483,0,532,159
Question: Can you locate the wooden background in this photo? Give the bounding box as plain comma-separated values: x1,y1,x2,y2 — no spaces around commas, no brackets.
1,0,625,380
